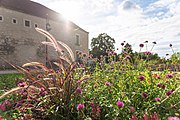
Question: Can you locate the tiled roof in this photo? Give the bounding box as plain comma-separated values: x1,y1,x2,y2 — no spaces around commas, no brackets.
0,0,88,33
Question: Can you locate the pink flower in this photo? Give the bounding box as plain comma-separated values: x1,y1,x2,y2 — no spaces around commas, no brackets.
153,42,157,44
125,55,131,59
0,103,6,111
131,115,137,120
130,107,135,113
166,74,173,78
168,117,180,120
166,90,173,96
139,44,144,48
143,113,148,120
157,76,161,79
76,88,83,94
116,101,124,108
24,114,32,119
162,84,166,89
155,98,161,102
142,92,148,98
169,44,172,47
76,80,81,84
144,51,151,55
4,100,12,107
150,112,159,120
113,52,117,55
157,83,162,88
121,43,124,46
77,104,84,111
138,75,145,81
105,82,112,87
18,82,25,87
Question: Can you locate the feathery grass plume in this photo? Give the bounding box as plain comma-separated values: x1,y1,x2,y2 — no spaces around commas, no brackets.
35,28,75,64
57,41,75,62
0,85,39,99
42,41,72,65
22,62,49,71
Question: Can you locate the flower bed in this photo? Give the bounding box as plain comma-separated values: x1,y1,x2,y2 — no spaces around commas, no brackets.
0,28,179,119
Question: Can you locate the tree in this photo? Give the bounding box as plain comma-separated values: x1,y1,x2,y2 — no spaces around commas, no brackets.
90,33,115,58
170,52,180,64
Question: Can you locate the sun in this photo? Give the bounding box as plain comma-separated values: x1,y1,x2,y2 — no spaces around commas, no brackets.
49,1,80,21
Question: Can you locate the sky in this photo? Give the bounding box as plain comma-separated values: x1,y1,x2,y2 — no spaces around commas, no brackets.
31,0,180,57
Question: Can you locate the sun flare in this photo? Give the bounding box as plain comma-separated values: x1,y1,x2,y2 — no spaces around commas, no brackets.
49,1,80,21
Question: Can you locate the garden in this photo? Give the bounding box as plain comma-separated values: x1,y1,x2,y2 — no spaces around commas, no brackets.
0,28,179,120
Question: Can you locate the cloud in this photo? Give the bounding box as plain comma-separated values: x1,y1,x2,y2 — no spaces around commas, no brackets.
31,0,180,57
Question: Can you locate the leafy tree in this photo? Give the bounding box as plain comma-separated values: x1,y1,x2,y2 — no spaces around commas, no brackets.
90,33,115,58
170,52,180,64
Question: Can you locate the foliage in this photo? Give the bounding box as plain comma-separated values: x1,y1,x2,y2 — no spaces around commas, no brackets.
0,74,23,95
170,52,180,64
90,33,115,58
0,31,179,119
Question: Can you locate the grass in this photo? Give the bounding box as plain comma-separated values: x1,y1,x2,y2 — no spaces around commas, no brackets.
0,74,24,96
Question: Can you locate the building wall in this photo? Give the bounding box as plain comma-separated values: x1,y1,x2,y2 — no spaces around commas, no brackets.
0,7,88,68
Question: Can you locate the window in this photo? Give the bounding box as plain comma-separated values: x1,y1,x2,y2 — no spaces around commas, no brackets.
0,15,3,22
24,19,31,27
75,34,80,46
12,18,17,24
34,23,38,28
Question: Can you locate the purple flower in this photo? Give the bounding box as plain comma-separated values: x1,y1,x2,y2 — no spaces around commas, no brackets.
168,117,180,120
77,104,84,111
153,41,157,44
144,51,151,55
76,88,83,94
113,52,117,55
169,44,172,47
123,52,128,55
39,87,47,96
142,92,148,98
155,98,161,102
83,53,87,57
166,90,173,96
105,82,112,87
162,84,166,89
116,101,124,108
138,75,145,81
125,55,131,59
157,83,162,88
15,102,21,107
166,74,173,78
18,82,25,87
139,44,144,48
157,76,161,79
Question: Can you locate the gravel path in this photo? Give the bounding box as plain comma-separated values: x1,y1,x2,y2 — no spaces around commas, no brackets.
0,70,19,75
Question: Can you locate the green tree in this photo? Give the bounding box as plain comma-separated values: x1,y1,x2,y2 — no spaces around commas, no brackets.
170,52,180,64
90,33,115,58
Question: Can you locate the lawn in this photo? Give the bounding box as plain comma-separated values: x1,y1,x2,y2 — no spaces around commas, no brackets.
0,74,24,96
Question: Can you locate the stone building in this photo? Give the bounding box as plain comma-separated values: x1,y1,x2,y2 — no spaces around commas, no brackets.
0,0,89,68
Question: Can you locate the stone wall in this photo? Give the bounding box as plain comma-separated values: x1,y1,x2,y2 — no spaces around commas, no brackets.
0,7,88,69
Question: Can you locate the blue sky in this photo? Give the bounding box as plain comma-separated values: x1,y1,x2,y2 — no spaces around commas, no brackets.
31,0,180,57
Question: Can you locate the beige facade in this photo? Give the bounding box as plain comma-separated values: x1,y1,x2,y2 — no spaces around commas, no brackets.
0,3,88,68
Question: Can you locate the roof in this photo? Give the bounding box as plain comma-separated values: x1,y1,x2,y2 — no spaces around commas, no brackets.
0,0,88,33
